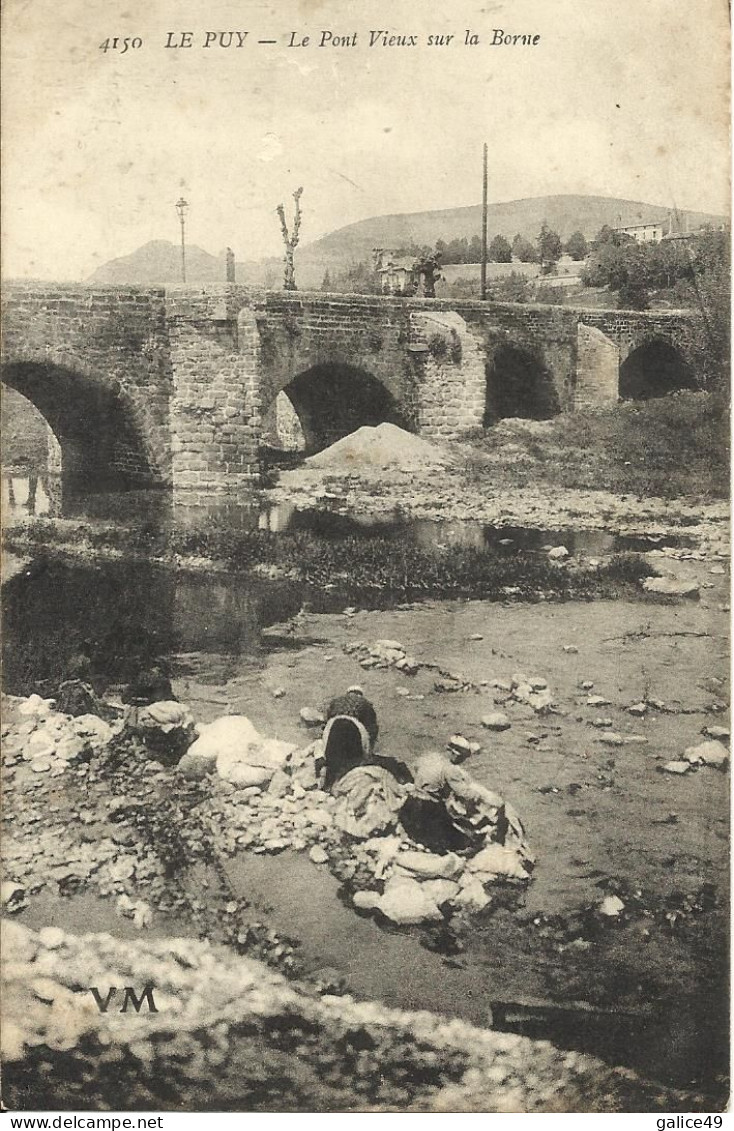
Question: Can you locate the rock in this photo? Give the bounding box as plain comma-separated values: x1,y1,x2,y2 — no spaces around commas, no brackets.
352,889,382,912
490,679,512,692
376,875,443,925
300,707,326,728
222,763,274,789
598,895,625,918
272,687,286,699
468,633,484,641
138,701,195,733
468,844,529,881
267,769,291,797
642,577,700,598
548,546,569,560
528,688,552,713
703,725,730,741
30,758,52,773
18,694,54,718
375,639,405,653
709,565,726,575
528,677,548,691
455,874,491,912
581,681,594,691
420,879,461,905
309,845,329,865
591,718,613,729
682,741,729,768
188,715,260,768
586,695,611,707
627,703,648,717
563,645,579,654
177,749,216,780
447,735,480,760
39,926,66,948
397,850,463,880
1,882,26,912
481,712,511,732
659,761,692,775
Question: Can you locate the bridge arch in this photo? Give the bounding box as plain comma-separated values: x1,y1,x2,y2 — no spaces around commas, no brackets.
1,360,165,501
263,362,409,455
618,338,697,400
483,343,560,425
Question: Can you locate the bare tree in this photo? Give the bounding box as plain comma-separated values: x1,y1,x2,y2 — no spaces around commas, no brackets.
276,186,304,290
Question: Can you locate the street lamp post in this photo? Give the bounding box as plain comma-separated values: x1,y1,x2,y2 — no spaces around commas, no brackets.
175,197,188,283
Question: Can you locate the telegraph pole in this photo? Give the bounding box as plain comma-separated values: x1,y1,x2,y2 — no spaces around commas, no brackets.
480,143,488,301
175,197,189,283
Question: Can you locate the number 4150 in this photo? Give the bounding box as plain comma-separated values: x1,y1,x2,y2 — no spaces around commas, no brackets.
99,37,143,53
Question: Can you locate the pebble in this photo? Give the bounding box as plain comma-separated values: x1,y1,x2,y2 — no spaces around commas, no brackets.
581,681,594,691
272,688,286,699
659,761,692,775
586,695,611,707
548,546,569,560
562,645,579,654
627,703,647,717
309,846,329,865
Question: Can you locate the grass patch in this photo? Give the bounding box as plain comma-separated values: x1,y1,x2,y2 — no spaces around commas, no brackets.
5,520,658,608
461,392,729,500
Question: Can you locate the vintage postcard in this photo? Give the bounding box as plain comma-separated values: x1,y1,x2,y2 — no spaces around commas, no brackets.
1,0,730,1115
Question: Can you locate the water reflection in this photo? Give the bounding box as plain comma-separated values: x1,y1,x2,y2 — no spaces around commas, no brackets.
1,556,305,697
4,480,690,556
2,472,60,517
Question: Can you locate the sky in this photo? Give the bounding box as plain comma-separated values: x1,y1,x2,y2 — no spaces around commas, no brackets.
1,0,730,280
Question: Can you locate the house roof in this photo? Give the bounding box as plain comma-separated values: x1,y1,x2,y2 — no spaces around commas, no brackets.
379,257,419,273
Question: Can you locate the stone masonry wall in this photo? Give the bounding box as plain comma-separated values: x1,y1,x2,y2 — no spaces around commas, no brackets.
409,311,486,438
165,292,262,499
0,285,173,486
1,284,707,499
575,324,620,408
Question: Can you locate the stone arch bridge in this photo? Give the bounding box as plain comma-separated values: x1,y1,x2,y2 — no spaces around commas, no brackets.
1,283,709,502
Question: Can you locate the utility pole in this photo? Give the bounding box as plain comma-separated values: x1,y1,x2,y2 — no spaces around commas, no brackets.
480,143,488,301
175,197,189,283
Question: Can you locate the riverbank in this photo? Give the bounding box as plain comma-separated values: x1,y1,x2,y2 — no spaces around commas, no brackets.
3,551,730,1100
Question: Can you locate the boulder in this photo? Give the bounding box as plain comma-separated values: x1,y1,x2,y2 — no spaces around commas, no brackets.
396,850,463,880
189,716,260,767
642,577,700,598
659,760,692,775
481,712,511,732
548,546,569,560
682,740,729,768
703,725,730,741
376,875,443,925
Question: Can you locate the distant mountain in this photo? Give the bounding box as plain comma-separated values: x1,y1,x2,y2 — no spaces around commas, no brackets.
89,240,229,285
89,196,726,288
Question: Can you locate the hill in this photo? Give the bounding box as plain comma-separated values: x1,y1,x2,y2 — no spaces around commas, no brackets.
89,240,230,285
88,196,726,287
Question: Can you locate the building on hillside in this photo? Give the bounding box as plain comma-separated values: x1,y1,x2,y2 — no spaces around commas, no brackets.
373,248,420,294
612,220,665,244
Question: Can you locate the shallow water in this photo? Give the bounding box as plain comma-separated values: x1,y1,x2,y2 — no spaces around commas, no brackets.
2,517,727,1100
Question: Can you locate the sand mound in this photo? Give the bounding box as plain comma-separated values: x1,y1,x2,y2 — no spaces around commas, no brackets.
306,423,450,471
